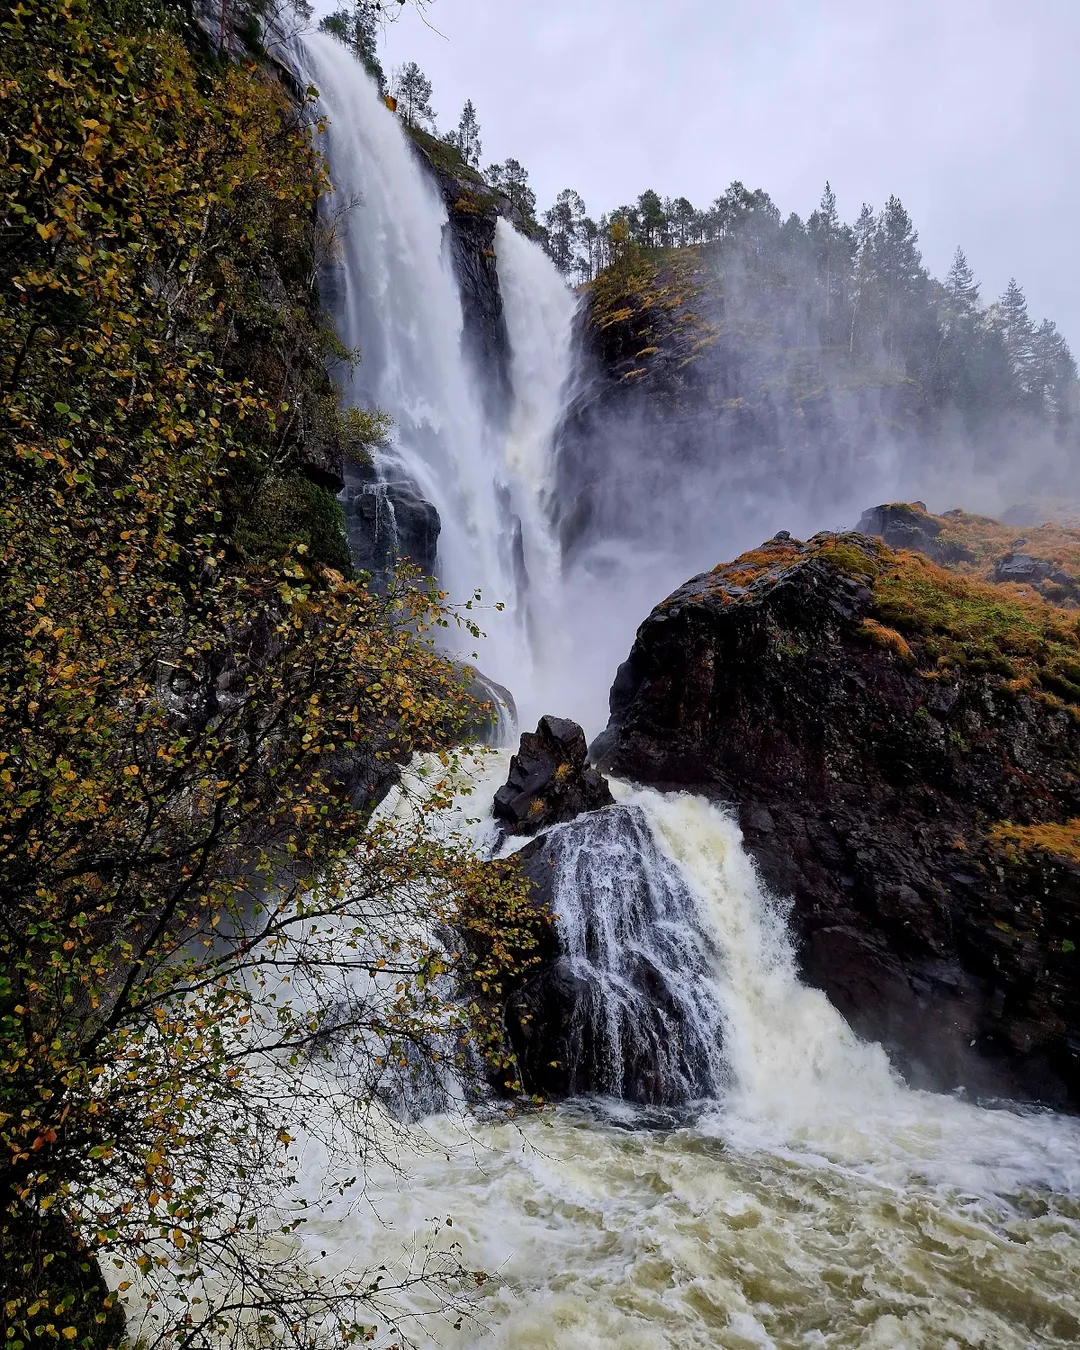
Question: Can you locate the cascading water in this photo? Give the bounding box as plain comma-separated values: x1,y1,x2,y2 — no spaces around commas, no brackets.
297,32,576,716
261,30,1080,1350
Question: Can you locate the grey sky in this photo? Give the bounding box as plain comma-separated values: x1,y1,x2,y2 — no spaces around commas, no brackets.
313,0,1080,347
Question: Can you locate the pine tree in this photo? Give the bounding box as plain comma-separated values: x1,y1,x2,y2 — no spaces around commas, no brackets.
487,158,537,221
542,188,587,277
454,99,482,168
669,196,697,248
319,3,385,94
635,189,667,247
392,61,435,131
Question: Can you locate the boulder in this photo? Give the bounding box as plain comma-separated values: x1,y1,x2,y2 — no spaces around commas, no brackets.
596,530,1080,1109
856,501,972,564
493,715,614,836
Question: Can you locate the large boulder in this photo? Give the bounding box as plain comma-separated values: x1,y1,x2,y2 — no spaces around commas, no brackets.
595,530,1080,1108
493,715,614,836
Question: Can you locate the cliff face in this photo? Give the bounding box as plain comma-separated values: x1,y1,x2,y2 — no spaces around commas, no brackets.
595,532,1080,1108
552,248,922,562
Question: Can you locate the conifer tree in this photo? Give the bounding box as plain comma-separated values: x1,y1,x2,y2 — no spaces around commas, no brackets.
487,158,537,221
636,189,667,247
454,98,482,167
392,60,435,131
945,246,981,316
808,181,842,325
543,188,587,277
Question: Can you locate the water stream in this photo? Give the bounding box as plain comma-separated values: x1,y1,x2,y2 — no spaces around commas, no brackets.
282,32,1080,1349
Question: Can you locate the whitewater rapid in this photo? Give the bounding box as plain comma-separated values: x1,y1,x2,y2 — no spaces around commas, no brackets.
291,758,1080,1349
275,31,1080,1350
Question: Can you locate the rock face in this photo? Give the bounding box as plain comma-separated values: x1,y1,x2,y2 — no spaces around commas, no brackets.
341,462,441,582
501,804,727,1105
595,531,1080,1109
552,252,924,564
494,716,614,836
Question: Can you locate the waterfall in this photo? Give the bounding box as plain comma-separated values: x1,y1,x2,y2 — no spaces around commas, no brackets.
296,33,575,714
245,34,1080,1350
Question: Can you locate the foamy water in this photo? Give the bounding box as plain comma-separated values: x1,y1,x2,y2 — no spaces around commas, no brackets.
286,780,1080,1350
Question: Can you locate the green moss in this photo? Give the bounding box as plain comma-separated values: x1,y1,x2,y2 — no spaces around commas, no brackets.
871,549,1080,705
236,476,351,572
404,123,486,185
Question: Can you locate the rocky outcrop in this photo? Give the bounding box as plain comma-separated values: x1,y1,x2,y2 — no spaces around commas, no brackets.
494,716,614,836
595,530,1080,1108
341,462,441,582
405,126,525,414
552,249,924,563
855,502,972,565
859,501,1080,608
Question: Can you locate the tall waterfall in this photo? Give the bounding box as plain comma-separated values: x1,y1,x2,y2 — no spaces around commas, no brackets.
297,33,576,719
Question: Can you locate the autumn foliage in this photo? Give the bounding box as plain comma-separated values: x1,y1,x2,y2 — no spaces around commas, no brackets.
0,3,539,1345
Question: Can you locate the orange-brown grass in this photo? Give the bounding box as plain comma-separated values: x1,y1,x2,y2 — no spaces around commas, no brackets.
860,618,915,664
936,509,1080,580
988,818,1080,866
873,550,1080,704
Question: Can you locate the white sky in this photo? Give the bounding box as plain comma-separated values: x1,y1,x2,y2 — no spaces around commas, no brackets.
310,0,1080,347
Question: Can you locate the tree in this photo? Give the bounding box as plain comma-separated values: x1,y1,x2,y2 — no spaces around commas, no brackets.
487,158,537,221
542,188,587,277
392,60,435,131
635,189,667,247
451,98,482,167
1031,318,1078,422
319,2,386,94
995,277,1037,389
808,181,842,325
0,5,536,1345
669,196,698,248
945,246,981,318
871,194,926,357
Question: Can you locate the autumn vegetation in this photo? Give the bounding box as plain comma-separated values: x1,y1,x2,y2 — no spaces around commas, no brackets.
0,2,538,1346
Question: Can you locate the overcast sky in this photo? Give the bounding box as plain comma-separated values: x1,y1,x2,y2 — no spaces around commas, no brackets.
311,0,1079,347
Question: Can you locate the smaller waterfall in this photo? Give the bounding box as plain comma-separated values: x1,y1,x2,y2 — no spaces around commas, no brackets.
509,803,729,1104
504,778,899,1112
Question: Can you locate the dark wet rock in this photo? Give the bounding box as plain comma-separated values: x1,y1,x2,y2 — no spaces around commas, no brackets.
597,531,1080,1109
856,502,973,565
493,716,615,836
341,461,441,582
991,551,1079,602
503,806,725,1104
405,132,525,416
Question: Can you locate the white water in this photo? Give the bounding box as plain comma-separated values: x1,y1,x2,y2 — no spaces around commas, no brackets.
300,32,576,721
274,33,1080,1350
289,778,1080,1348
